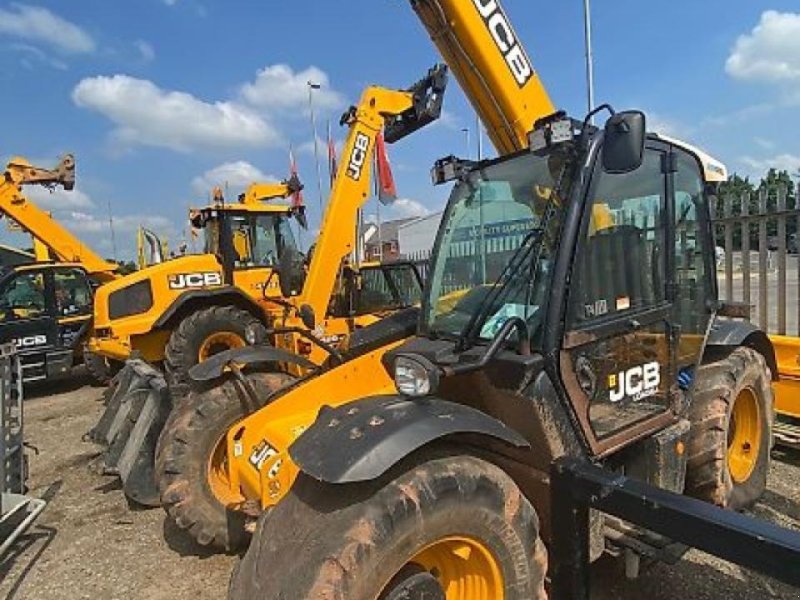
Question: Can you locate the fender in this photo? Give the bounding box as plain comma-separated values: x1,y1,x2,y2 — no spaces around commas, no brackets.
189,345,318,382
705,317,777,379
290,394,529,484
152,287,263,330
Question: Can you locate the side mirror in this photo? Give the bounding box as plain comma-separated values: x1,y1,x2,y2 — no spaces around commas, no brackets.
298,304,316,330
602,111,646,174
277,246,306,298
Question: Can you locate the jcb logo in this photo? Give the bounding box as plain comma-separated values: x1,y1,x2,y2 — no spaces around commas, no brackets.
609,362,660,403
472,0,533,87
347,133,371,181
14,335,47,348
168,272,222,290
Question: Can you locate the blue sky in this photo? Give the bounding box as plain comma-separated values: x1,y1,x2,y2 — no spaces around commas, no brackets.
1,1,798,260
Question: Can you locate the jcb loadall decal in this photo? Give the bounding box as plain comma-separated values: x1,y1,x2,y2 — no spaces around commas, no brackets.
346,133,371,181
608,362,661,403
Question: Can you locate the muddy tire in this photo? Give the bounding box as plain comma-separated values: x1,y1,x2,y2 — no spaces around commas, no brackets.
230,451,547,600
164,306,268,397
155,370,294,551
84,350,121,386
686,346,773,510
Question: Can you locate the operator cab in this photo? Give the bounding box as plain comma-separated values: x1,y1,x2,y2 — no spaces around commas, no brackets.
392,107,725,456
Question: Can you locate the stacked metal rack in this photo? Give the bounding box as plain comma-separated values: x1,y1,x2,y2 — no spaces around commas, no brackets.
0,343,45,557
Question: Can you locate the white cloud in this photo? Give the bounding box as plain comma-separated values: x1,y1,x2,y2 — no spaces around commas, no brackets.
25,186,94,211
64,211,173,235
135,40,155,63
646,112,694,139
10,42,67,70
726,11,800,84
72,75,280,152
739,154,800,177
191,161,278,195
0,4,95,54
390,198,431,219
240,64,345,114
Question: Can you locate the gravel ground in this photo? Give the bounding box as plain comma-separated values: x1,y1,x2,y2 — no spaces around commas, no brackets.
0,373,798,599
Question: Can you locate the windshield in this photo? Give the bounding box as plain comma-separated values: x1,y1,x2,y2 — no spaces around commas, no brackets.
227,213,299,268
423,151,567,341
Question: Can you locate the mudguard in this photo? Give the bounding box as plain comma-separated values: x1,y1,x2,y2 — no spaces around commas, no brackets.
152,287,261,330
706,317,778,379
188,345,317,382
290,395,529,484
87,359,171,507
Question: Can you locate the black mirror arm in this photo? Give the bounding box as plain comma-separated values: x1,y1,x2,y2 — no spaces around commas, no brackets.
447,317,529,376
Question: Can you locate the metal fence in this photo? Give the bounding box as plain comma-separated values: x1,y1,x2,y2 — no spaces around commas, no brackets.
712,183,800,335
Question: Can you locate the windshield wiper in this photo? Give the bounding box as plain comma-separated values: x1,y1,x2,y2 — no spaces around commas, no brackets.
456,228,540,351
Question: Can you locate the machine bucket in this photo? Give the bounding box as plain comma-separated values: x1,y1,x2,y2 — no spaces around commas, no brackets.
87,359,173,507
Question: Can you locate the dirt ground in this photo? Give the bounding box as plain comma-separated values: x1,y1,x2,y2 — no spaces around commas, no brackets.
0,372,799,600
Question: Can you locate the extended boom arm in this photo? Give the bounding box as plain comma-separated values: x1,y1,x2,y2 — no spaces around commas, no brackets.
1,156,118,282
300,65,448,322
410,0,555,154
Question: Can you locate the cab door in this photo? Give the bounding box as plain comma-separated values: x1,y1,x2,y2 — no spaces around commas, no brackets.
0,268,58,353
559,144,679,456
53,267,95,350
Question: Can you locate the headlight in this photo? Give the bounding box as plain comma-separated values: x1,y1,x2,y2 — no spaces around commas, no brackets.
108,280,153,320
395,355,439,397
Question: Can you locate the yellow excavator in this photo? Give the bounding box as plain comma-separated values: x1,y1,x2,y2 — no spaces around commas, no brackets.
88,65,447,508
0,155,120,383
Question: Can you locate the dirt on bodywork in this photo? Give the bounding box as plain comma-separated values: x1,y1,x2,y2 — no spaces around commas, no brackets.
0,372,798,599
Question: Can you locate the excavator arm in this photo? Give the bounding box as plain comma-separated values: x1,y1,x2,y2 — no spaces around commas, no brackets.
1,155,118,282
300,64,448,323
409,0,555,154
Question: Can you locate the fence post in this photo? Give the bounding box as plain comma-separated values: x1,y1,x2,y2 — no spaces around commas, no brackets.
777,185,787,335
758,187,769,330
741,191,750,308
724,193,734,302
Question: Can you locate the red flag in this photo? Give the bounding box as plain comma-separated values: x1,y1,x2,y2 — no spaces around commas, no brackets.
375,130,397,205
288,147,304,209
327,121,337,187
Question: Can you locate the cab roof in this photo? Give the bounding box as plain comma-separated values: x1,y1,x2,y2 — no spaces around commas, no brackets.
654,134,728,183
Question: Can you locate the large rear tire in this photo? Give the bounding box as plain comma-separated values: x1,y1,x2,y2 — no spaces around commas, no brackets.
83,350,121,386
230,452,547,600
164,306,268,396
155,370,295,551
686,346,773,510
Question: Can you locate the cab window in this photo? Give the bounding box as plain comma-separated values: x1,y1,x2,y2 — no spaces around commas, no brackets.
0,272,47,320
569,149,667,327
54,269,93,317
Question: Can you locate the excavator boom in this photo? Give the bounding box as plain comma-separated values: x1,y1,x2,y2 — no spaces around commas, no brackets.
1,155,118,282
410,0,555,154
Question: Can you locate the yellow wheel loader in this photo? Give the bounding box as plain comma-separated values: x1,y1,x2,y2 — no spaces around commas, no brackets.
0,155,121,384
89,65,448,508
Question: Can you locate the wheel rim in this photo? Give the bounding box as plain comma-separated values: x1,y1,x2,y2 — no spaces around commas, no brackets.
380,536,504,600
206,433,244,506
198,332,246,362
727,387,762,484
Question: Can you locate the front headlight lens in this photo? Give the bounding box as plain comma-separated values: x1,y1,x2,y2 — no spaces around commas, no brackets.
395,355,437,397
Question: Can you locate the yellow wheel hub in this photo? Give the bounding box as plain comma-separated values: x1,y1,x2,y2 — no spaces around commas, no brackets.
386,536,503,599
198,332,246,362
727,387,762,484
207,434,244,506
